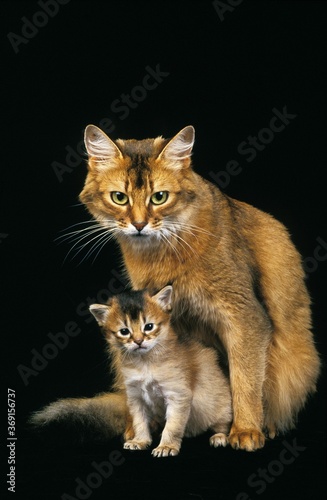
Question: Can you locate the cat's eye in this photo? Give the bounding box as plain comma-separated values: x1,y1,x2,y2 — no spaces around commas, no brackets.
144,323,154,332
118,328,130,337
150,191,168,205
111,192,129,205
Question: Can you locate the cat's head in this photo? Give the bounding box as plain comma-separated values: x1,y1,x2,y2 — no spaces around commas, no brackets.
89,285,173,354
79,125,196,248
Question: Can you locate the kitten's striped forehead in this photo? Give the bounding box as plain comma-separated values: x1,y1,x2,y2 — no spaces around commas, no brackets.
116,290,145,321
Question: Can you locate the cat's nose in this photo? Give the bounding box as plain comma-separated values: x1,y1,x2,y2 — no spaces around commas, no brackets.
132,221,147,233
134,337,143,346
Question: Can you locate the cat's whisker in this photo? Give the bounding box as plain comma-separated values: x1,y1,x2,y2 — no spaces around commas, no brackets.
78,233,112,265
151,340,167,357
55,217,121,264
179,222,217,236
62,226,117,264
81,229,120,265
69,202,85,208
166,229,198,260
73,228,119,264
164,219,219,238
61,228,109,263
89,234,118,265
57,219,101,234
164,221,219,240
56,224,108,244
162,220,201,243
165,232,195,261
159,232,184,264
159,234,177,262
120,348,133,365
165,224,197,244
162,234,182,263
57,218,117,238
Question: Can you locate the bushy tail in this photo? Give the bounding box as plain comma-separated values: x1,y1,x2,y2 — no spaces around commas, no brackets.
30,391,128,439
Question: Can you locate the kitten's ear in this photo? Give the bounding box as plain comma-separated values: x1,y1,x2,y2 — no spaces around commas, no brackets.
158,126,195,167
84,125,123,168
89,304,110,326
152,286,173,312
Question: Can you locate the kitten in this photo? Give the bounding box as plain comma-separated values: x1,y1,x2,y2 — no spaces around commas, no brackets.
32,125,320,452
89,286,232,457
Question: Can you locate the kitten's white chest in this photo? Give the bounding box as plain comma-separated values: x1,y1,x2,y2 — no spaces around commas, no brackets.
127,369,166,421
141,377,163,407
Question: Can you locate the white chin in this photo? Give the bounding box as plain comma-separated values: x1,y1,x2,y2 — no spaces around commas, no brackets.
124,231,160,244
129,344,153,353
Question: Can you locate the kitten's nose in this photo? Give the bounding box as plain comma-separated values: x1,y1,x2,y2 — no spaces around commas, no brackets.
132,221,147,233
134,337,143,346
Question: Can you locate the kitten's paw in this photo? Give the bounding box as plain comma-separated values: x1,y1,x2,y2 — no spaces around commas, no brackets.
123,440,150,451
210,432,228,448
229,428,265,452
151,445,180,458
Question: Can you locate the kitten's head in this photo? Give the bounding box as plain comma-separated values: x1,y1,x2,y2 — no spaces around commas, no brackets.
79,125,196,248
89,286,173,354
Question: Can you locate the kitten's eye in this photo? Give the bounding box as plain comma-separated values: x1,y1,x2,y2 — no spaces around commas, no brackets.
118,328,130,337
150,191,168,205
111,192,129,205
144,323,154,332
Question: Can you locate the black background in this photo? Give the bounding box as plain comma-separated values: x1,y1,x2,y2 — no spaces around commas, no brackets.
1,1,326,499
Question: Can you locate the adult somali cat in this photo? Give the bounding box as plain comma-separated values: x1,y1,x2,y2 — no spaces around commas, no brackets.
33,124,320,451
89,286,232,457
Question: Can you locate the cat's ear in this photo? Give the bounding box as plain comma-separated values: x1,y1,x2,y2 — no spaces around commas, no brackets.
152,286,173,312
158,126,195,167
84,125,123,168
89,303,110,326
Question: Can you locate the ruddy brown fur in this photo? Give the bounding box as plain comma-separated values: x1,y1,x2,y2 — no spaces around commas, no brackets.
32,124,320,452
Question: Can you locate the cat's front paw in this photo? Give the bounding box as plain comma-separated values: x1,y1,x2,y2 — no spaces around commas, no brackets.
152,444,180,458
123,440,151,451
229,428,265,451
210,432,228,447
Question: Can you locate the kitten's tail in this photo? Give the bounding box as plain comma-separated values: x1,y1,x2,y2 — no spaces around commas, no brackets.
29,391,128,438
